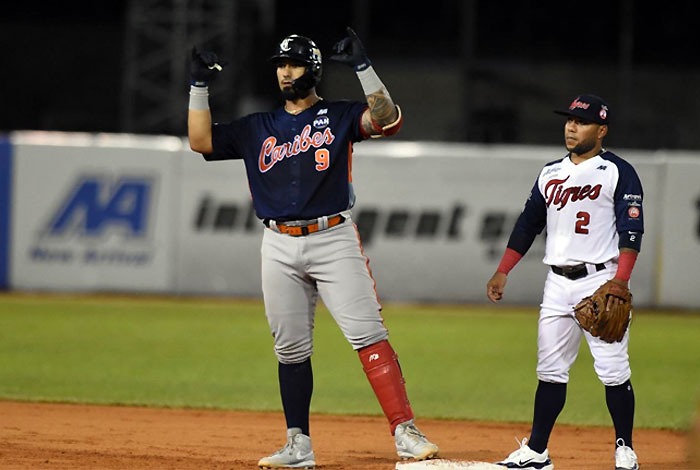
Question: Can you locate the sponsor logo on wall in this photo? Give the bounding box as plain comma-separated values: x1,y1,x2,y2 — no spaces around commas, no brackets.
192,196,468,244
29,175,157,266
190,195,545,258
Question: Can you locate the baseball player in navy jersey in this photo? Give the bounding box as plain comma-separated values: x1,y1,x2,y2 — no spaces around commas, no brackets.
187,27,438,469
486,94,643,470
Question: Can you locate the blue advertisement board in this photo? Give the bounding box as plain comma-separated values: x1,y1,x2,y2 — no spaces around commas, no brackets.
0,137,11,288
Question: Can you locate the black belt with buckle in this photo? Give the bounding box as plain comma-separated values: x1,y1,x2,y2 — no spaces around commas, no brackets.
551,263,607,280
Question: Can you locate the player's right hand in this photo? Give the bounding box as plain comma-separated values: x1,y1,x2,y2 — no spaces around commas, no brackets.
329,27,371,71
486,272,507,303
189,46,227,86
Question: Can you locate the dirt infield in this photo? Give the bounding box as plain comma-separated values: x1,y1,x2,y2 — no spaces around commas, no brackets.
0,400,691,469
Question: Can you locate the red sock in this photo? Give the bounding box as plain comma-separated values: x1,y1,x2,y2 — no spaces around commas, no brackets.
358,340,414,434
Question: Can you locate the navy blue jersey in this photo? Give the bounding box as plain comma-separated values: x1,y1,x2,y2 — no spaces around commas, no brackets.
204,99,368,221
507,150,644,265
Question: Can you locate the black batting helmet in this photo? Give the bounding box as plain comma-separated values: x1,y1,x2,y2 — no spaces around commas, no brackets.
269,34,322,85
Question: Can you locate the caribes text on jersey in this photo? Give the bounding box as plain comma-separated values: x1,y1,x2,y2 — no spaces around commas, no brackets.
259,124,336,173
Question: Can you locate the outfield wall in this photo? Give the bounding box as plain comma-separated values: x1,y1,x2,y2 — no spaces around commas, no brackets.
1,131,698,309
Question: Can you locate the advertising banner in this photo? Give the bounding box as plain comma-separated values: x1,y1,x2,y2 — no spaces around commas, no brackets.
10,133,180,292
4,133,697,308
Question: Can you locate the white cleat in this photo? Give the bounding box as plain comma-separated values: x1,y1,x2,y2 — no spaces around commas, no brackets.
394,419,440,460
258,427,315,469
615,438,639,470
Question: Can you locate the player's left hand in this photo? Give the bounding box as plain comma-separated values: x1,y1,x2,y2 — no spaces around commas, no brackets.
329,27,371,71
605,278,630,311
573,279,632,343
190,46,227,86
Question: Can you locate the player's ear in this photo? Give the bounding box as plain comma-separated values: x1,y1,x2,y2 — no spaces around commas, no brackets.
598,124,608,139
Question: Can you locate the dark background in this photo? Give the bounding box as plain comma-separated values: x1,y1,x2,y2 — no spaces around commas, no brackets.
3,1,700,149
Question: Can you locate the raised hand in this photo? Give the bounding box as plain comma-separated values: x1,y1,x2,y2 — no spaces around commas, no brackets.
190,46,227,86
329,27,371,71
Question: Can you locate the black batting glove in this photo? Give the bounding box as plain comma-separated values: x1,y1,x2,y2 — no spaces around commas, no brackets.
329,27,371,71
190,46,226,86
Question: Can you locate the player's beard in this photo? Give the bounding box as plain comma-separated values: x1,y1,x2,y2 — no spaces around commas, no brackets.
281,68,315,101
568,139,596,156
281,86,310,101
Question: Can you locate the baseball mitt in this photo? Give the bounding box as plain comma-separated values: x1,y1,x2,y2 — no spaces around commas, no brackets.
573,280,633,343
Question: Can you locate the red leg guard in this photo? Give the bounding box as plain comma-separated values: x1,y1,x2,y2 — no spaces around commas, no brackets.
358,339,414,434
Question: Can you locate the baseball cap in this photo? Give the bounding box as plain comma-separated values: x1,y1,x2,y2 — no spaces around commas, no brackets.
554,94,610,125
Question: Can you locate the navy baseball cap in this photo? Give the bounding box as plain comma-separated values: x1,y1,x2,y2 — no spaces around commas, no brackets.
554,94,610,125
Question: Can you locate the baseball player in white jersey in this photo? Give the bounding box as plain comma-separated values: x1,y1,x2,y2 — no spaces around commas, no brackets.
486,94,644,470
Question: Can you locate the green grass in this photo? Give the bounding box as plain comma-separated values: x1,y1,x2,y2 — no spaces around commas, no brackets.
0,293,698,430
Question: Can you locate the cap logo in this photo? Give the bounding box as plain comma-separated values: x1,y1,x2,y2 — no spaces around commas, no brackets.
556,95,608,124
569,99,590,111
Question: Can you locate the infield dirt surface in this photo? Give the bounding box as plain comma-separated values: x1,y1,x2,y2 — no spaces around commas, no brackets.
0,400,691,469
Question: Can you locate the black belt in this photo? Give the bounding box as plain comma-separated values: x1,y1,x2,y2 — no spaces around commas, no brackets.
263,215,346,237
551,263,607,280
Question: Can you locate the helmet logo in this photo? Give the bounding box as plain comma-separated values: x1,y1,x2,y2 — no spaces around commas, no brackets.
272,35,322,85
280,38,292,52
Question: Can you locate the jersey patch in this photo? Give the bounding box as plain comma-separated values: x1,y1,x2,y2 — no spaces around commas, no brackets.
313,115,329,129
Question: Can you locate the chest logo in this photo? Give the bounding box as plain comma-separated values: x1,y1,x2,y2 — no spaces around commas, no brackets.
258,124,335,173
544,175,602,210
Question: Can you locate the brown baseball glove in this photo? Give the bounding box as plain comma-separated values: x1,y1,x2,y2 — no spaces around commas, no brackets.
573,280,633,343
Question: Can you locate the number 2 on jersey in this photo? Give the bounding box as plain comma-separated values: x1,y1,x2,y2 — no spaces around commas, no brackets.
575,211,590,234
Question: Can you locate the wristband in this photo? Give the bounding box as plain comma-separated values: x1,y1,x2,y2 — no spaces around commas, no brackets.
354,58,372,72
614,250,638,282
189,85,209,110
497,247,523,275
356,65,385,95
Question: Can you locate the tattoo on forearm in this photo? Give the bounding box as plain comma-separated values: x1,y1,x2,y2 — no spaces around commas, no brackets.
367,92,396,126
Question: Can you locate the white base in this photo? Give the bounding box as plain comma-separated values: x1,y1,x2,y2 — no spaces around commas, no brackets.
395,460,502,469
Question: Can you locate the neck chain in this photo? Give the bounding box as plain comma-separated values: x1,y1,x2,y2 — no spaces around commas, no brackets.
285,97,322,115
